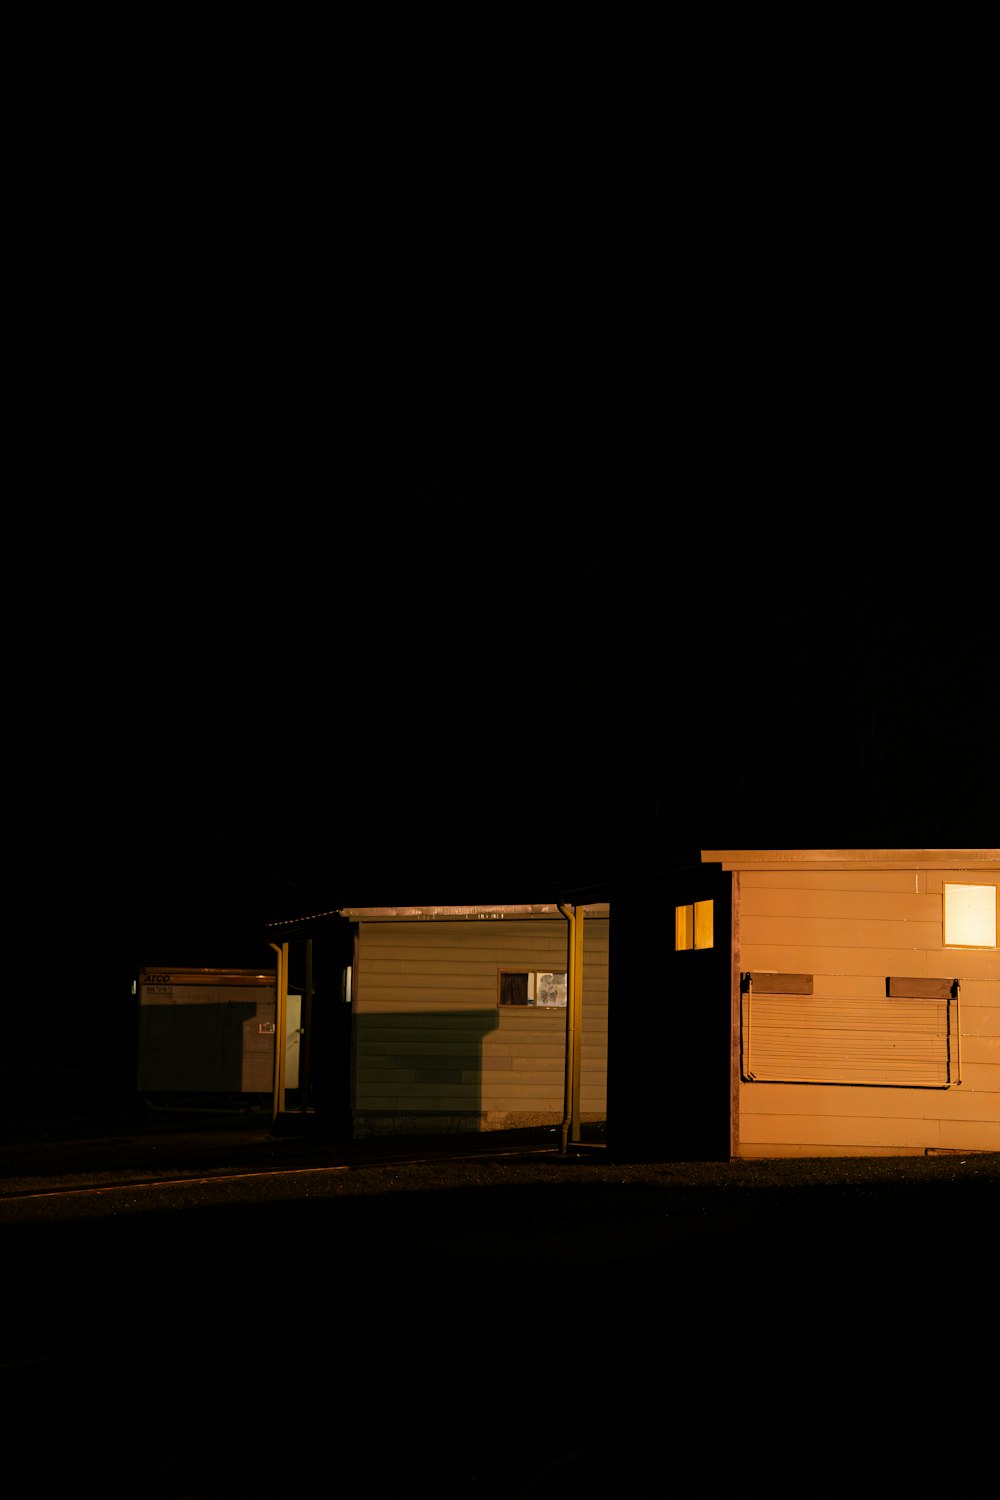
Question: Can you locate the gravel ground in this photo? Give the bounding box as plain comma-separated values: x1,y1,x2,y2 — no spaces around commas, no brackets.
2,1107,997,1194
2,1112,997,1499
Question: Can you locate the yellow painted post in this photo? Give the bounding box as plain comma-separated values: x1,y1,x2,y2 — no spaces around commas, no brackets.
558,905,574,1152
572,904,585,1143
278,941,288,1115
558,904,586,1149
269,942,288,1124
300,937,313,1113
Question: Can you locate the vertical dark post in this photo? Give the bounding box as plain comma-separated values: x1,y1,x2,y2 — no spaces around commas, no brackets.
572,905,585,1142
300,938,313,1113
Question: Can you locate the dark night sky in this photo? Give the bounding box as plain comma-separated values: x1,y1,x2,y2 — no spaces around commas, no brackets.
118,452,996,970
105,15,996,969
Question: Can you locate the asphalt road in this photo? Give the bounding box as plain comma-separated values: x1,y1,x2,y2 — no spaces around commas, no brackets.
2,1120,997,1499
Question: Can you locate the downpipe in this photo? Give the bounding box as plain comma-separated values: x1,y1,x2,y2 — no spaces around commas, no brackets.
270,942,288,1125
558,904,584,1153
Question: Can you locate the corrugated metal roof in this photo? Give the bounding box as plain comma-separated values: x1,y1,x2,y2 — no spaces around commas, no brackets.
338,903,610,921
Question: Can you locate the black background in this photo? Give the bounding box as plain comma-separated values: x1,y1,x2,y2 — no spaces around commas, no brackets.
115,14,994,939
34,15,998,1110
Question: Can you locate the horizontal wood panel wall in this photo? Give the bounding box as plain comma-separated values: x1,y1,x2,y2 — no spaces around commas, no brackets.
353,917,609,1134
736,866,1000,1157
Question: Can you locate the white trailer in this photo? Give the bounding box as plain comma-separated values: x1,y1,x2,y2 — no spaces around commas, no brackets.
137,967,285,1094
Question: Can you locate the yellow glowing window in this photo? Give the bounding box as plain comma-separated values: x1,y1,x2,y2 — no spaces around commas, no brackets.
675,900,714,951
943,884,997,948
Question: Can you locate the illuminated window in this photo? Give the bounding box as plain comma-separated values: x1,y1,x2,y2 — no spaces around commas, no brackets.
675,900,714,951
944,884,997,948
498,970,567,1007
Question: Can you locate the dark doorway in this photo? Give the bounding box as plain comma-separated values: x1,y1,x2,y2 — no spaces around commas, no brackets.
607,863,732,1161
286,924,354,1138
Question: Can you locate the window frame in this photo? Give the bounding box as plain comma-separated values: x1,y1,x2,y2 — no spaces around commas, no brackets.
943,883,997,949
675,899,714,951
497,968,568,1008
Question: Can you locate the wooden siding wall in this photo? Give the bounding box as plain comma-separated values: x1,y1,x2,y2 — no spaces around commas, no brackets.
737,866,1000,1157
352,917,609,1133
137,980,277,1093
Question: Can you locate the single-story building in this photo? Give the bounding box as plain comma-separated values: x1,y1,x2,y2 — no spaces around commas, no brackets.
608,847,999,1159
136,966,284,1097
263,847,998,1159
339,902,609,1140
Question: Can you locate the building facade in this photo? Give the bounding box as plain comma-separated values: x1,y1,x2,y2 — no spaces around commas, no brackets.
264,850,997,1159
609,849,999,1159
340,904,609,1138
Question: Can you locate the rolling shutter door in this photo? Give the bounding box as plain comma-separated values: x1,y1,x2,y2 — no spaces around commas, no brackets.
741,973,958,1087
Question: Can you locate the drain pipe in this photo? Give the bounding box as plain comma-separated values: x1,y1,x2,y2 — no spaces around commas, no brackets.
558,904,585,1153
269,941,288,1125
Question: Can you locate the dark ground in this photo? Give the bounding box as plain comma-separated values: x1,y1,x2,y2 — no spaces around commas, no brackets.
2,1110,997,1499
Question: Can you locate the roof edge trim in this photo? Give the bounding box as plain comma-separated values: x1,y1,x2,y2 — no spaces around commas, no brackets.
702,848,1000,871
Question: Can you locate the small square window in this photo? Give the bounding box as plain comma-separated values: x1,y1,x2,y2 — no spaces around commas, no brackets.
499,971,529,1006
944,884,997,948
498,970,567,1007
675,900,714,951
536,972,567,1007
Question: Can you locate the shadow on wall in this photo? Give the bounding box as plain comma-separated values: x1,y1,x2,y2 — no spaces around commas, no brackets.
137,1003,264,1093
352,1009,506,1136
